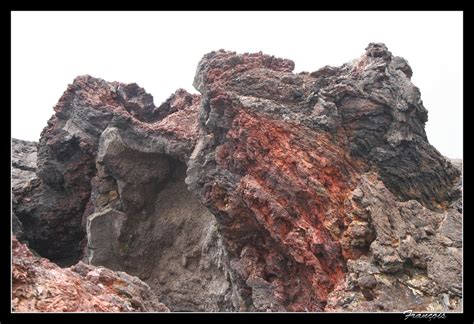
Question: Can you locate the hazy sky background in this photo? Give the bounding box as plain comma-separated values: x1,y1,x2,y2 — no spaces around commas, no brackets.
11,11,463,158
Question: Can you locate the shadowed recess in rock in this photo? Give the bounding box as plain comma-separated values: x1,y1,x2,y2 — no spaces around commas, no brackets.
12,43,462,312
87,130,233,311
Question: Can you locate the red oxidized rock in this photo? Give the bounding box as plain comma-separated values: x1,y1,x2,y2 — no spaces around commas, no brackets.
12,77,233,311
12,235,169,312
12,43,462,312
13,78,201,265
187,44,461,311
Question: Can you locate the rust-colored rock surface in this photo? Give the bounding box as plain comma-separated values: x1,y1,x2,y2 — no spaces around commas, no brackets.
187,44,462,311
12,43,462,312
12,77,233,311
13,78,201,265
12,235,169,312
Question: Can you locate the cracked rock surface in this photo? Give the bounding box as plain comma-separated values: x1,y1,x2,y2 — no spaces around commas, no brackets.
12,43,462,312
12,235,169,312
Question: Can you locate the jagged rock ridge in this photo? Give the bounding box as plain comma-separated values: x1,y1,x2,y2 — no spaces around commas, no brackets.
12,79,233,311
12,43,462,312
186,43,461,311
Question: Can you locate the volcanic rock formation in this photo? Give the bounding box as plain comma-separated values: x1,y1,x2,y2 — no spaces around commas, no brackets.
12,43,462,312
12,81,233,311
12,138,38,242
12,235,169,312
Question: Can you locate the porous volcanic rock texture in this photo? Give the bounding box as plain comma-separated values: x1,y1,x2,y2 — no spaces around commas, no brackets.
12,78,234,311
12,138,38,241
12,138,38,190
12,235,169,312
12,43,462,312
187,43,462,311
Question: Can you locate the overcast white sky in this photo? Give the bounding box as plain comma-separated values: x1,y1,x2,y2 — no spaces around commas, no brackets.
11,11,463,158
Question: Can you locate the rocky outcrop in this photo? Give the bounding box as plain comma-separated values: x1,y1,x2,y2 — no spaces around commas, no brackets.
13,79,202,265
12,43,462,312
187,43,461,311
12,235,169,312
12,78,233,311
325,173,462,311
87,127,233,311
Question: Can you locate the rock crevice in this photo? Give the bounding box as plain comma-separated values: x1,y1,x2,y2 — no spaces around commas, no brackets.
12,43,462,312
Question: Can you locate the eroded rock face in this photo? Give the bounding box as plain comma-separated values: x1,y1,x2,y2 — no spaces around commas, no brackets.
13,77,202,265
12,138,38,241
187,44,461,311
12,43,462,312
87,127,233,311
12,138,38,190
12,235,169,312
12,77,234,311
325,173,462,312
